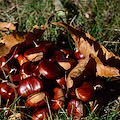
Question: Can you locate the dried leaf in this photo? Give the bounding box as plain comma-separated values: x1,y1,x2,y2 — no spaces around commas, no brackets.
0,26,45,57
92,54,120,77
67,55,96,92
51,22,120,78
0,22,16,31
0,32,25,56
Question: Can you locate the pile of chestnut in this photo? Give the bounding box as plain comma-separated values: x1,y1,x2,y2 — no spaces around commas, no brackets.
0,36,107,120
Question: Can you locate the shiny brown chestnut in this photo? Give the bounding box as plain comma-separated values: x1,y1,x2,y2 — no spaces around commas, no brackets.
38,41,57,58
9,74,21,85
0,56,9,67
75,82,94,102
20,62,39,79
37,41,54,47
67,99,84,119
18,76,43,98
92,78,104,91
25,92,49,108
31,108,49,120
49,50,64,62
17,54,28,66
0,82,15,102
0,56,10,79
38,59,60,80
57,58,77,71
60,49,74,58
56,77,66,89
74,49,85,60
57,34,71,48
51,87,65,111
89,94,104,115
24,46,47,62
0,56,17,76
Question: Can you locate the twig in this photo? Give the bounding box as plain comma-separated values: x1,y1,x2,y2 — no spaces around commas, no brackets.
0,106,26,111
46,96,53,120
103,41,120,44
70,15,77,26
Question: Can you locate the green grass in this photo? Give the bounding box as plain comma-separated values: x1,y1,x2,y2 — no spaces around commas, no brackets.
0,0,120,119
0,0,120,47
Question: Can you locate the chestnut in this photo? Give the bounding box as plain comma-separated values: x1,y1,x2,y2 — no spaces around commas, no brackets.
38,41,57,59
60,48,74,58
57,58,77,71
9,74,21,85
20,62,39,79
75,82,94,102
31,108,49,120
74,49,85,60
57,34,71,48
37,41,54,47
51,87,65,111
38,59,60,80
0,56,9,67
18,76,43,98
89,94,104,115
92,78,104,91
0,56,17,76
0,82,15,102
56,77,66,89
67,99,84,119
24,46,47,62
25,92,49,108
49,50,64,62
17,54,28,66
0,69,6,79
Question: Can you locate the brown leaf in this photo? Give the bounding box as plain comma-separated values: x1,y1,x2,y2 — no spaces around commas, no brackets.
0,32,25,56
67,55,96,92
51,22,120,78
0,22,16,31
92,54,120,77
0,25,45,57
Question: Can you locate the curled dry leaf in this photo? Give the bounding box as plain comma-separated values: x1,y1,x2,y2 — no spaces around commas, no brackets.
67,55,96,93
0,22,16,31
0,32,25,56
51,22,120,92
0,25,45,57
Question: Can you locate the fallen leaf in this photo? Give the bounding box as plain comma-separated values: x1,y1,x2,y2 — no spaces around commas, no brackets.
92,54,120,77
0,25,45,57
51,22,120,78
0,22,16,31
51,22,120,93
67,55,96,93
0,32,25,56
